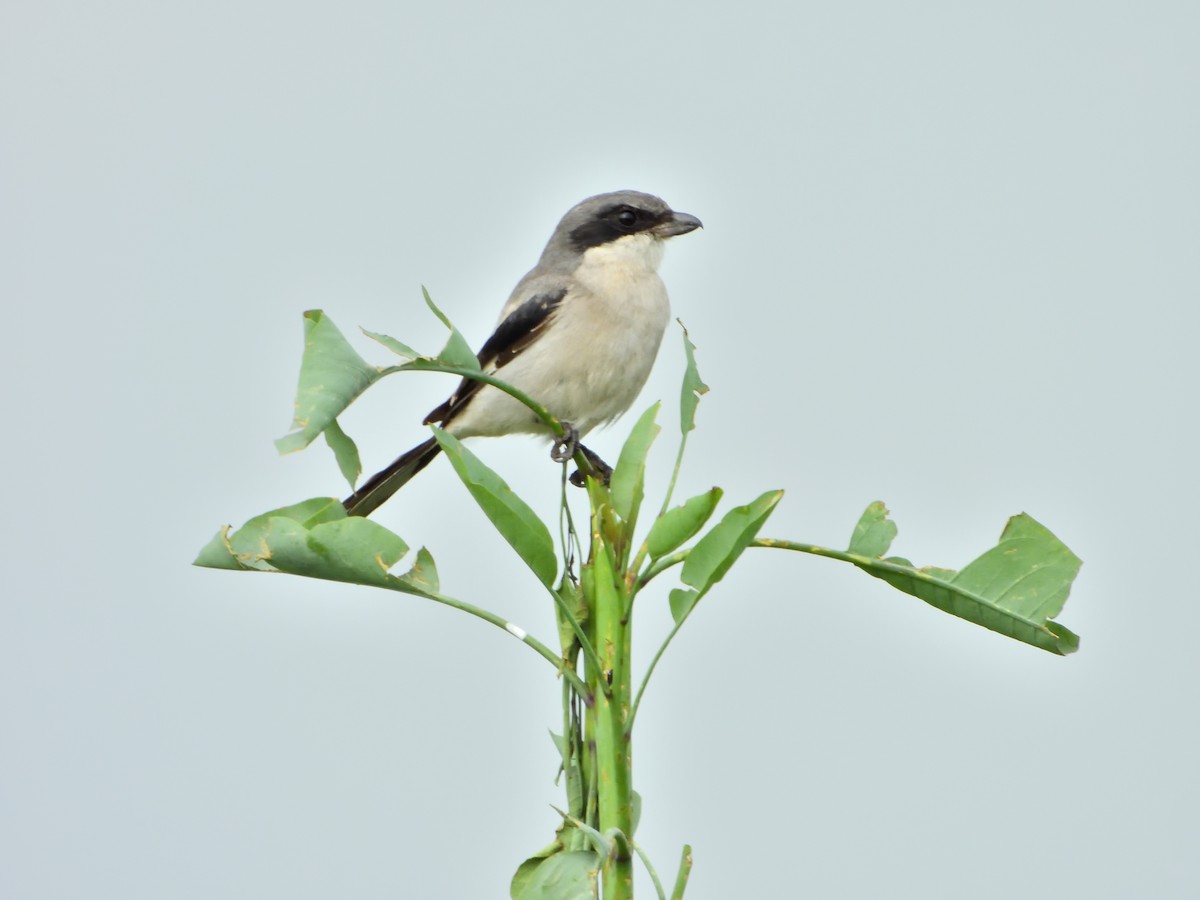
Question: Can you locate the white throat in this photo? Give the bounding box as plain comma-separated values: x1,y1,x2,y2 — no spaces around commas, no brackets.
578,233,666,275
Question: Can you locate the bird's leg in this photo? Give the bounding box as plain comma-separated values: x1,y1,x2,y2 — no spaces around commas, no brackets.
551,423,612,487
569,444,613,488
550,422,580,463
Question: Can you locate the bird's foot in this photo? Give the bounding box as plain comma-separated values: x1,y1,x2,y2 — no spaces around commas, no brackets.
569,445,613,488
550,422,580,463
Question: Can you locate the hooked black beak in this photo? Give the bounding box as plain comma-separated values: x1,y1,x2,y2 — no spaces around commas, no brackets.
655,210,703,238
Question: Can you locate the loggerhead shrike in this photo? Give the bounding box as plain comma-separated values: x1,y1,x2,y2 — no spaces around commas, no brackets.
343,190,702,517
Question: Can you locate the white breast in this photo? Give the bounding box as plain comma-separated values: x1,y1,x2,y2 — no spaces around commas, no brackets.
450,233,672,439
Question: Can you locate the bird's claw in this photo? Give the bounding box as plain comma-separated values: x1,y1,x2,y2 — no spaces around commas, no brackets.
569,446,613,488
550,424,611,487
550,423,580,463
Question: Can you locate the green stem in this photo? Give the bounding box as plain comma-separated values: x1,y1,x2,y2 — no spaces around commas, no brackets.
424,589,590,701
549,583,603,685
584,696,598,831
630,540,870,729
670,845,694,900
630,538,907,731
386,361,609,694
561,672,587,823
633,841,668,900
587,487,635,900
749,537,892,566
559,463,585,578
625,613,684,737
637,535,880,591
383,361,567,439
657,428,690,522
636,547,689,590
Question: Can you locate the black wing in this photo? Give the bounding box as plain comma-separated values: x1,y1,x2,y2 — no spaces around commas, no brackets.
424,288,567,426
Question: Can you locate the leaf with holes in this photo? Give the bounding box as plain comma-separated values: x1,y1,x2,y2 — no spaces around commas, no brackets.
848,504,1080,655
275,310,382,454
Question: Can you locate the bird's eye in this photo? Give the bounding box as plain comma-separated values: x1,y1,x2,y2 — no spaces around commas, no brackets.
616,208,638,228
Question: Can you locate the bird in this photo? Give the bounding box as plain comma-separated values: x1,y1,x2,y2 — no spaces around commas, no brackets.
343,190,702,517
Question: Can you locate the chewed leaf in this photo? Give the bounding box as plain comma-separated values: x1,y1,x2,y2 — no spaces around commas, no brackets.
511,849,599,900
400,546,440,594
276,310,382,454
238,497,344,532
193,526,245,571
423,287,480,370
257,517,406,586
669,588,700,625
324,418,362,489
954,515,1079,623
848,501,897,558
847,504,1081,655
678,322,708,435
192,499,437,598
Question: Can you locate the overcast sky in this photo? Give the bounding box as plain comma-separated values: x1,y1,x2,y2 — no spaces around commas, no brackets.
3,2,1197,898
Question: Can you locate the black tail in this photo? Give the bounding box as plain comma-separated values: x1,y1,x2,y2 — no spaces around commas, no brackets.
343,437,441,517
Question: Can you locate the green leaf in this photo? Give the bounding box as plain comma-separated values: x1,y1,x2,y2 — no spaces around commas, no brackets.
511,857,544,900
218,498,348,571
511,850,599,900
547,731,587,821
192,498,439,599
511,833,570,899
554,578,588,654
432,427,557,588
680,490,784,601
195,498,347,573
275,310,382,454
609,403,661,529
954,515,1079,621
255,517,408,586
550,806,613,860
678,324,708,435
361,327,421,360
668,588,699,625
423,287,480,370
848,505,1081,655
565,763,584,824
646,488,723,559
323,418,362,489
848,500,897,558
399,545,440,594
274,496,348,527
193,526,243,570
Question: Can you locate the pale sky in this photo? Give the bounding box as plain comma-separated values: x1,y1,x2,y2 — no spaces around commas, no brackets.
3,2,1197,898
